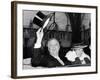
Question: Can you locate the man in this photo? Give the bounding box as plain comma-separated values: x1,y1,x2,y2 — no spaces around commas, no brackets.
31,28,71,67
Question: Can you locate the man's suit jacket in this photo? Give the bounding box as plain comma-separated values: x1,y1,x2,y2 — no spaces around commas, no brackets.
31,47,91,67
31,47,72,67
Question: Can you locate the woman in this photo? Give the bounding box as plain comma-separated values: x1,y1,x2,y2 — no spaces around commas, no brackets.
65,46,91,65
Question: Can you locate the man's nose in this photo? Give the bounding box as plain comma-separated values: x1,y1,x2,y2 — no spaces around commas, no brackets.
51,47,56,49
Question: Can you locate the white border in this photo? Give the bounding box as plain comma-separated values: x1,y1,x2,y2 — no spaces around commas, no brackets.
17,3,96,76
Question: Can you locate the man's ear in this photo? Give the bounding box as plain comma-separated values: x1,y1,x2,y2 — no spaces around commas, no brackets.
41,40,47,47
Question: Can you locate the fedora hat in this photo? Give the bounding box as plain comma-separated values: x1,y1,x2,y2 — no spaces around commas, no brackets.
33,11,53,29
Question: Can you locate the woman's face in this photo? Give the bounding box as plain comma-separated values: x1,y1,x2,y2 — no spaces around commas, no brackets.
75,48,83,57
47,39,60,56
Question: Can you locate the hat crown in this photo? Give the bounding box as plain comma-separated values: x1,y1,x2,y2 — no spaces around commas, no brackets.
33,11,47,27
36,11,46,20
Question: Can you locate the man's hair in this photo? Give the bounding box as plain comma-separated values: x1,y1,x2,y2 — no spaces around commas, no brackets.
46,38,60,47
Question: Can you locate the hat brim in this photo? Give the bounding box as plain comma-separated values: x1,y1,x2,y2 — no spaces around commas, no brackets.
72,45,87,49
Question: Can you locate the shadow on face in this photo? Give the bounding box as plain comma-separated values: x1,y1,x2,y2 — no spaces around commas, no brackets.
47,38,60,56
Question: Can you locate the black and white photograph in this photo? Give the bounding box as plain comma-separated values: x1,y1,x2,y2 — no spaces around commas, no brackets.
23,10,91,69
11,1,97,78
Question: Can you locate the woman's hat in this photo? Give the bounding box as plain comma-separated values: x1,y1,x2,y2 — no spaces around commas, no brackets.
72,42,87,49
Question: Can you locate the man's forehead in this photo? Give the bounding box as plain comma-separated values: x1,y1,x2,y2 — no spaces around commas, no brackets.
48,39,59,44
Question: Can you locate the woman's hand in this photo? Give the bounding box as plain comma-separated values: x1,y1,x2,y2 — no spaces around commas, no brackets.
34,28,44,48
